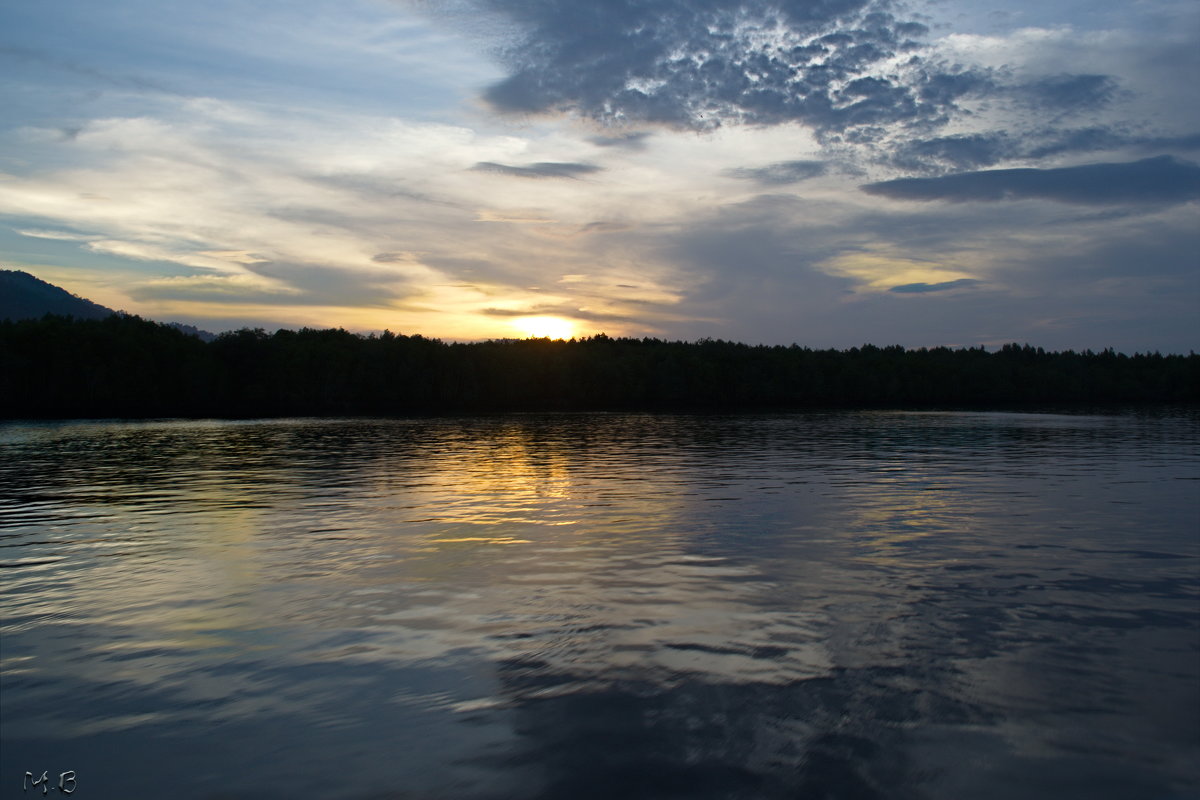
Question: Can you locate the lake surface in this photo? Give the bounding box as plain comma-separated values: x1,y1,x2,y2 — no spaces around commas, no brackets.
1,411,1197,799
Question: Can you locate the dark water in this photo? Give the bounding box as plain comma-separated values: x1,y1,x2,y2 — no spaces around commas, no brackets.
1,412,1197,799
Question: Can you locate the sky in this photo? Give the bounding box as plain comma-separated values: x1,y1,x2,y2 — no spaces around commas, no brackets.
0,0,1197,351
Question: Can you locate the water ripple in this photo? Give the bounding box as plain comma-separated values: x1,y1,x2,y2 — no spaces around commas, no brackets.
1,411,1197,799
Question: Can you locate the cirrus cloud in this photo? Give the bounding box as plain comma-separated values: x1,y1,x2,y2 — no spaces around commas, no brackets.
725,159,827,185
470,161,603,179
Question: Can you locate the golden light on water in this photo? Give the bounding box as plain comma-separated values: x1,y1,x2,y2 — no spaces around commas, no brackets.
510,315,577,340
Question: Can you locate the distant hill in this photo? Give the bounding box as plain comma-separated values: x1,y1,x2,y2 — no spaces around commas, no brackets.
0,269,215,341
165,321,216,342
0,269,118,321
1,316,1195,418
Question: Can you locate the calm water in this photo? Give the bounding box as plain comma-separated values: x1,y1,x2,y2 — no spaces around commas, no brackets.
1,412,1197,799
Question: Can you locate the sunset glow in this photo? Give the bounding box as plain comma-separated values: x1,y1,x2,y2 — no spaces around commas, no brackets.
0,0,1195,351
511,316,577,340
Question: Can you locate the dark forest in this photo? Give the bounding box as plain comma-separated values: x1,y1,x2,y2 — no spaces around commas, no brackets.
1,314,1196,418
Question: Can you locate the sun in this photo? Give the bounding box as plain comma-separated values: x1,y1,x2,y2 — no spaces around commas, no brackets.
511,315,577,340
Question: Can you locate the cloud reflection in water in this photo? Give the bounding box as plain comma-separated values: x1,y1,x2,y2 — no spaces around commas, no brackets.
1,412,1196,798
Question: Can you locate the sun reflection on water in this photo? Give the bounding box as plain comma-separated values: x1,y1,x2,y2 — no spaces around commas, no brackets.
2,413,1197,799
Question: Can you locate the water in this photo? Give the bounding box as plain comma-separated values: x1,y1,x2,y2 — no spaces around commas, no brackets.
1,411,1197,799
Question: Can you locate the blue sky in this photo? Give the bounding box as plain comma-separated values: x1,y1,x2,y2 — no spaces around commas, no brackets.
1,0,1197,350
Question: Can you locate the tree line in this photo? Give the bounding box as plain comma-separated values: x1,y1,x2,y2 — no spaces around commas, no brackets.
1,314,1196,418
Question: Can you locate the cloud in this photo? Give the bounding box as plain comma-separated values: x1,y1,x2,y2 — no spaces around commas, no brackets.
425,1,1198,187
123,260,425,308
482,304,637,323
470,161,603,179
0,44,179,95
725,160,827,185
126,273,301,304
885,126,1200,170
588,131,652,149
236,260,421,307
5,1,1197,351
1022,127,1129,160
371,251,426,264
889,278,981,294
531,220,631,239
890,134,1016,172
1148,132,1200,152
646,184,1198,350
1025,128,1200,159
197,250,269,265
861,156,1200,205
882,125,1200,173
816,251,979,293
474,0,990,139
1015,73,1119,111
15,228,102,242
475,210,557,223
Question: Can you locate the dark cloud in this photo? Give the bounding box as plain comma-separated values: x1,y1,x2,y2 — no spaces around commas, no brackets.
1130,132,1200,152
577,221,628,234
588,131,652,149
470,161,602,179
889,278,980,294
236,261,415,306
725,160,827,184
372,252,416,263
884,125,1200,173
1023,127,1128,160
1026,128,1200,159
643,186,1198,350
1015,74,1118,112
442,1,1162,173
891,133,1016,171
860,156,1200,205
473,0,991,139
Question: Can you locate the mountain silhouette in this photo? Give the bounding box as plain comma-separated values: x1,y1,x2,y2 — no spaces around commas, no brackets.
1,269,118,321
0,269,214,340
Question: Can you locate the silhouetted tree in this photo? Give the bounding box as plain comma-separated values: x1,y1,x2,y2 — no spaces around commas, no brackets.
1,315,1196,419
